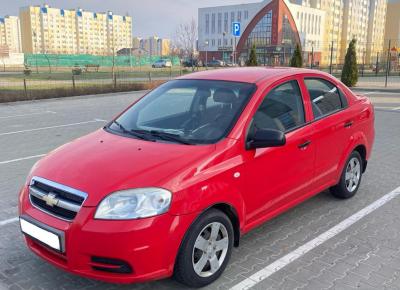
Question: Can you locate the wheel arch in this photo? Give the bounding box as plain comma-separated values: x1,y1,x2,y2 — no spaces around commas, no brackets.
336,134,369,183
353,144,367,172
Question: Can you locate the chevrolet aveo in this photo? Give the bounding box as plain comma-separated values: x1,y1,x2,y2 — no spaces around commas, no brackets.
19,68,375,288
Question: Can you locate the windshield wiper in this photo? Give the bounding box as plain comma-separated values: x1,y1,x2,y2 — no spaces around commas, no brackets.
110,121,150,141
131,129,194,145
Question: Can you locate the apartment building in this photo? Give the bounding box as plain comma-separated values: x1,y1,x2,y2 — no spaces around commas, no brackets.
19,4,132,55
384,1,400,48
133,36,171,56
0,16,22,54
340,0,370,63
366,0,387,63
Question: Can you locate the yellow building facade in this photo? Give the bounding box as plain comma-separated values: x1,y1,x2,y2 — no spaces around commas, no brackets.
19,5,132,55
0,16,22,54
384,1,400,48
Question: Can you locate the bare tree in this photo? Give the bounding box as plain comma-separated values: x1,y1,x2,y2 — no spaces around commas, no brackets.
174,18,198,70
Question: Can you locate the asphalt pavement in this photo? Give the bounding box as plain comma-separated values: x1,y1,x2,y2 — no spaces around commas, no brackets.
0,89,400,290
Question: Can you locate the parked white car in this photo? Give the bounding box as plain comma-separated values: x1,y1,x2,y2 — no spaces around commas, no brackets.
152,59,172,68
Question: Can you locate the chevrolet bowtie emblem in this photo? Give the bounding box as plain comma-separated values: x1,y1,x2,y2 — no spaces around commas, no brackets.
43,193,59,207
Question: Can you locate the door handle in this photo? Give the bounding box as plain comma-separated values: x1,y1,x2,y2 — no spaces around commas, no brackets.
298,140,311,149
344,120,353,128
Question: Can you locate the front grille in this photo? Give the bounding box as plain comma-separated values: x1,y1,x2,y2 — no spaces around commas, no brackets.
29,176,88,221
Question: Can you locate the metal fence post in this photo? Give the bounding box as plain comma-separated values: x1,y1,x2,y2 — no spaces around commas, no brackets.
148,72,152,82
23,78,27,99
72,75,76,92
385,40,391,87
375,52,379,77
361,50,365,77
113,73,117,89
329,41,334,75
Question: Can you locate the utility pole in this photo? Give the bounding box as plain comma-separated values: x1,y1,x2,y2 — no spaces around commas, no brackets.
385,39,391,87
205,40,209,69
361,49,365,77
310,42,314,69
222,32,226,62
234,36,237,65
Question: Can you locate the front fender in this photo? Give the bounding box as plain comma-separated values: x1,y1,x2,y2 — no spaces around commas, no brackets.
169,177,246,231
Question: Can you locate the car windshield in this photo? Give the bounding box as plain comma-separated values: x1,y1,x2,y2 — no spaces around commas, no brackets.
107,79,256,145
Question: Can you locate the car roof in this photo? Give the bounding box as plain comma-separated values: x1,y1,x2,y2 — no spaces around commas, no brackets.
178,67,330,84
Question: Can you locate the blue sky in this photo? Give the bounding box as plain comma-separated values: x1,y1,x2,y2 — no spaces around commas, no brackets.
0,0,259,38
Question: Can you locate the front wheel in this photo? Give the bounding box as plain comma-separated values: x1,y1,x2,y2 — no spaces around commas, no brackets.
174,209,234,288
331,151,363,199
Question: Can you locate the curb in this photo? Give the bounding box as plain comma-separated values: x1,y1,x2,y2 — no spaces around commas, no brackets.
353,87,400,94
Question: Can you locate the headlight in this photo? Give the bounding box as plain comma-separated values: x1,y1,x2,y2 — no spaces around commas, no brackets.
94,188,172,220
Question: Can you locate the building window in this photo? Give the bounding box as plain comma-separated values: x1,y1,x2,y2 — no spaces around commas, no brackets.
237,11,242,22
211,13,215,34
205,14,209,34
244,11,249,20
231,12,235,25
224,12,229,33
218,13,222,33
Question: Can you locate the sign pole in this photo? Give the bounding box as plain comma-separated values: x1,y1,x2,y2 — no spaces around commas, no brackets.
232,22,241,66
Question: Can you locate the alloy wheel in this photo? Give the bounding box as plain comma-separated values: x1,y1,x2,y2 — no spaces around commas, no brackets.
345,157,361,192
192,222,229,277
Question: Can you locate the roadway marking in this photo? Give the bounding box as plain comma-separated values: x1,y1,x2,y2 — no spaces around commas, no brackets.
230,186,400,290
0,217,18,227
0,119,105,137
392,106,400,111
0,154,46,165
0,111,56,119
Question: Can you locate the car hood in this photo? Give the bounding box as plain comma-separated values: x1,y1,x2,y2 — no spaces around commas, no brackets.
30,129,216,206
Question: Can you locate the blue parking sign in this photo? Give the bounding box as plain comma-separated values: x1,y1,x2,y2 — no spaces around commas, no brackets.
232,22,241,37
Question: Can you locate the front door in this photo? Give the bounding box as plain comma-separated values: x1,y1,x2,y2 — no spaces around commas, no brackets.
240,79,315,227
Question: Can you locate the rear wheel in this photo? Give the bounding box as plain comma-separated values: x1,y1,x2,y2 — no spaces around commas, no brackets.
174,209,233,288
331,151,363,199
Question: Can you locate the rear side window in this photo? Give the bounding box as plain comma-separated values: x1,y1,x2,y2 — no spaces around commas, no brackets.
304,78,347,119
251,80,305,132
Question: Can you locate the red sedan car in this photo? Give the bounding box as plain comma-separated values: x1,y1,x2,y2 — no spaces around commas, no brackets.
19,68,374,288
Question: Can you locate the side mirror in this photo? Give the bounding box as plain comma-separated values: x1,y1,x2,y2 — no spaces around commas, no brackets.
246,128,286,150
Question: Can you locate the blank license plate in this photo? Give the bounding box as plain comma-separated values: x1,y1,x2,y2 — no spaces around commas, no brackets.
20,218,62,252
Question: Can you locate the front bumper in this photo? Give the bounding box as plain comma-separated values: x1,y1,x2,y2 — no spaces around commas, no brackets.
18,186,197,284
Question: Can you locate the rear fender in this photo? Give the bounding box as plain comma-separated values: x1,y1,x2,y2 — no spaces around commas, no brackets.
335,131,368,183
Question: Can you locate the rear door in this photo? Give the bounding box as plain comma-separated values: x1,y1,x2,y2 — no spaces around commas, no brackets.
302,77,353,190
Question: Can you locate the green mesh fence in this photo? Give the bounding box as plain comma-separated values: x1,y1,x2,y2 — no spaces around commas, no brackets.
24,54,180,67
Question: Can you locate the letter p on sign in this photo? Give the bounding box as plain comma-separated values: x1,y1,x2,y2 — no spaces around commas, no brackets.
232,22,241,37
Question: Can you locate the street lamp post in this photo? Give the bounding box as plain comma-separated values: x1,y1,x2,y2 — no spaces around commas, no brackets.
310,41,314,69
222,32,226,62
204,40,209,69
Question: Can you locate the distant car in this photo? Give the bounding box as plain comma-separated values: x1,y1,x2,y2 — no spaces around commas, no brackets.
225,61,238,67
182,59,203,67
208,60,225,67
19,68,375,288
152,59,172,68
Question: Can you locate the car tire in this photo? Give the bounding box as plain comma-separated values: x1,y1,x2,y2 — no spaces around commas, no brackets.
174,209,234,288
331,151,363,199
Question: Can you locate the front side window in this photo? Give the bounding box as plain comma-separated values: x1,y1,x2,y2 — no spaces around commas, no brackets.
108,80,256,144
251,80,305,133
304,78,346,119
